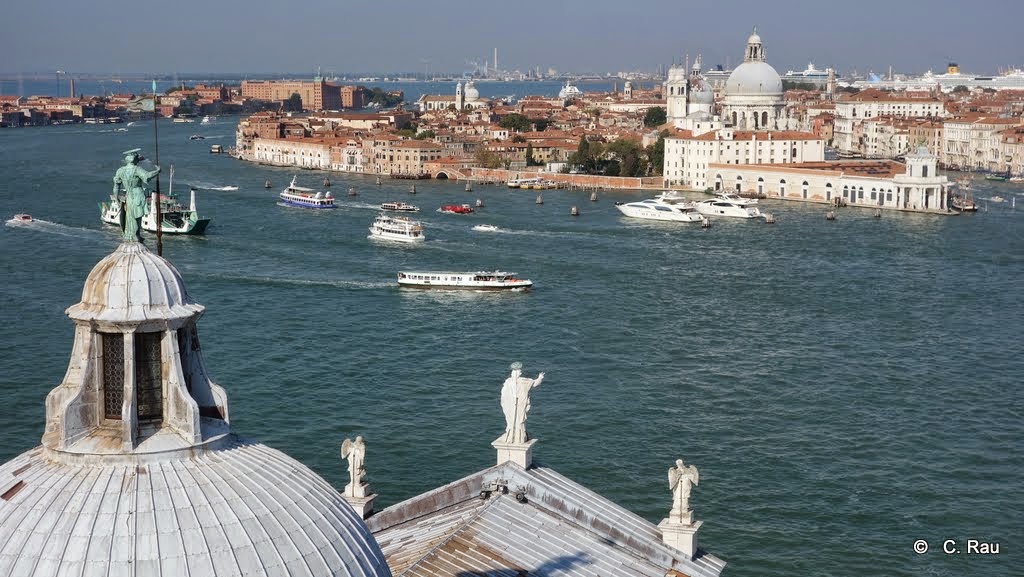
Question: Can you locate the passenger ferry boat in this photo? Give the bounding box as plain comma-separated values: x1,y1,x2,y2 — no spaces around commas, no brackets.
397,270,532,291
368,213,425,243
507,177,545,189
280,176,335,209
380,201,420,212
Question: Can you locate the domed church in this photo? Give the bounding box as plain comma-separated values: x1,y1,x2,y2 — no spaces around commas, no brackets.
721,27,795,130
0,241,392,577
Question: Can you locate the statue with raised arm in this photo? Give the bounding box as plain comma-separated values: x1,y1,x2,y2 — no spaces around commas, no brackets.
340,436,367,497
499,362,545,444
668,458,699,523
112,148,160,242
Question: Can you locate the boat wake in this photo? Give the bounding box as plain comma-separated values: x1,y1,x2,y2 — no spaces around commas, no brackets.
5,218,110,241
188,271,392,290
186,181,239,191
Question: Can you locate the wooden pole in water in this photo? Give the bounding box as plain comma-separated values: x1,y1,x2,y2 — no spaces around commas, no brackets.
151,79,163,256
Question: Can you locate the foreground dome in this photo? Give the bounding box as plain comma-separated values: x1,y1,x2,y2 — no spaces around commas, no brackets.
0,440,391,577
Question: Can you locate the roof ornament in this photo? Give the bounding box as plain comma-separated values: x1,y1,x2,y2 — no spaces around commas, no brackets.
658,458,703,558
492,362,545,468
341,435,377,518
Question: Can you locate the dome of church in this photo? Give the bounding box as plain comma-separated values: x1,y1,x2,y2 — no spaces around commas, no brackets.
0,440,392,577
747,30,761,45
67,241,204,323
464,81,480,101
690,80,714,104
726,61,782,95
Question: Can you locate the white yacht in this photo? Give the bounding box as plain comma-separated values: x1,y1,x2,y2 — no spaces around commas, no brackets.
714,191,759,206
368,213,425,243
695,198,764,219
615,197,705,222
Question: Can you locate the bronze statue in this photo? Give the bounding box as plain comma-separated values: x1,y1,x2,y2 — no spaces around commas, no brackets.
112,148,160,241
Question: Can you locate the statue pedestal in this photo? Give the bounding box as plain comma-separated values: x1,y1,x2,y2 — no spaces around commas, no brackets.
658,518,702,558
343,492,377,520
491,437,537,468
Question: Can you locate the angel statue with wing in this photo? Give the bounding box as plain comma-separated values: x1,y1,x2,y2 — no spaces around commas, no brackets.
340,436,367,497
668,458,699,523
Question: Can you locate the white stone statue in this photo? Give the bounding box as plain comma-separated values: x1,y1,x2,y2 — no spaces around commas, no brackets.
499,362,544,444
668,458,699,522
340,436,367,497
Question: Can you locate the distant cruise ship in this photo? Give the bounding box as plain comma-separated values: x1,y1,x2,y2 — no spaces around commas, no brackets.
851,63,1024,92
782,62,830,86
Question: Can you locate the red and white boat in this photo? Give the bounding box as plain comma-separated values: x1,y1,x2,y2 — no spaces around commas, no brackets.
439,204,474,214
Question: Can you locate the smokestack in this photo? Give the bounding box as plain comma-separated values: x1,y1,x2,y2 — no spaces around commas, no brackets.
70,77,75,99
494,48,498,72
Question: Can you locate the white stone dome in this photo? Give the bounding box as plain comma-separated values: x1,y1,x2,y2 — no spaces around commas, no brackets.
747,31,761,45
0,439,392,577
691,80,714,104
464,81,480,101
67,242,204,323
726,61,782,95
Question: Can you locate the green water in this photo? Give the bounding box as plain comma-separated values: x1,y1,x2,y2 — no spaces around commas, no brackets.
1,120,1020,576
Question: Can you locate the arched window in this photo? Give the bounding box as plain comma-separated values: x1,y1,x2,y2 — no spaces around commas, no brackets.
843,185,849,199
762,111,769,127
825,182,833,201
871,188,877,201
757,177,764,196
735,175,743,192
922,165,929,177
801,181,809,199
732,112,737,126
779,179,786,197
858,186,864,200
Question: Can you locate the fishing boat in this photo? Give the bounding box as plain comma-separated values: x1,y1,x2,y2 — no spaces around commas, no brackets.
380,201,420,212
950,179,978,212
99,166,211,235
368,213,425,243
9,213,32,223
279,176,335,209
397,270,532,291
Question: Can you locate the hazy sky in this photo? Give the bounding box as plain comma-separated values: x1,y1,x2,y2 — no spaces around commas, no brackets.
5,0,1022,76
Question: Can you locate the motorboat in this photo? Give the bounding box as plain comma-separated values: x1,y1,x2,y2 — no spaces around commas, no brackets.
100,166,211,235
472,224,500,232
989,195,1005,203
279,176,335,209
615,197,705,222
397,270,532,291
209,144,224,154
368,213,425,243
189,134,205,140
694,198,764,219
380,201,420,212
10,213,32,223
439,204,474,214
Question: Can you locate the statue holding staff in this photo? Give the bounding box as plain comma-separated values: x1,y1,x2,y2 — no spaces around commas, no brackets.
112,148,160,242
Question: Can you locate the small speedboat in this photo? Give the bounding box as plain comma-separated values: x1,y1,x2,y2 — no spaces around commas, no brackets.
189,134,205,140
11,213,32,223
472,224,499,232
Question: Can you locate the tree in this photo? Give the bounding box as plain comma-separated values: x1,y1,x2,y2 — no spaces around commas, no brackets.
283,93,303,112
606,138,645,177
952,85,970,94
648,129,668,176
525,142,538,166
512,134,526,143
643,106,667,128
533,119,550,132
414,130,436,140
499,113,531,132
474,147,503,169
